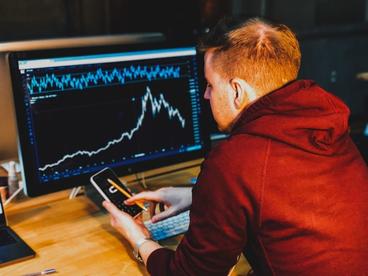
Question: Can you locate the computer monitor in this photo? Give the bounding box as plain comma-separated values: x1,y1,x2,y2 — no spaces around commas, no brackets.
0,34,164,163
9,42,209,197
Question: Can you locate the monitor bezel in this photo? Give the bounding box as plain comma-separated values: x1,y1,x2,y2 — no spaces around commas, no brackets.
9,42,209,197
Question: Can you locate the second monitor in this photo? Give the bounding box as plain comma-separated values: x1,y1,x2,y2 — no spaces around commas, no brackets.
9,43,209,197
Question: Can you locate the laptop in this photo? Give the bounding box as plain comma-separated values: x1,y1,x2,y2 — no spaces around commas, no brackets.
0,199,35,267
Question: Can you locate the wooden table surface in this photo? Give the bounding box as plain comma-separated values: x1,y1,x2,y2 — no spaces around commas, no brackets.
0,161,250,275
2,191,151,275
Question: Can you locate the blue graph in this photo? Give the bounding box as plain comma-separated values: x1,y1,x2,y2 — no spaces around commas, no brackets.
38,86,186,172
28,65,181,94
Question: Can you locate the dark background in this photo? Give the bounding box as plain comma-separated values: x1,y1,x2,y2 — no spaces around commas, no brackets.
1,0,367,161
0,1,367,41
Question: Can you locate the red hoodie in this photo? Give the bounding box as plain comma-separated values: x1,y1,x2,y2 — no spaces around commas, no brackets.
147,80,368,275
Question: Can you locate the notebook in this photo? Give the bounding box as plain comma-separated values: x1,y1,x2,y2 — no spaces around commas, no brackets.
0,199,35,267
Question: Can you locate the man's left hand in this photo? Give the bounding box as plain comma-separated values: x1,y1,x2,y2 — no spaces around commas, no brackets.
103,201,150,248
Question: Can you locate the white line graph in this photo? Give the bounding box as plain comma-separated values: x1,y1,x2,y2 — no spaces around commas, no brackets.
38,86,186,172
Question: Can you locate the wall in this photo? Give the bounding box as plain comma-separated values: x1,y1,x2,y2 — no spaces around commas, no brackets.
0,0,200,42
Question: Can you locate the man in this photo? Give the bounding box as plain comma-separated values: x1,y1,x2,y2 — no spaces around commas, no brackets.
103,18,368,275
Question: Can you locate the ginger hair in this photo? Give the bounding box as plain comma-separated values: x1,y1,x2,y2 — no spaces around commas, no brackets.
200,18,301,94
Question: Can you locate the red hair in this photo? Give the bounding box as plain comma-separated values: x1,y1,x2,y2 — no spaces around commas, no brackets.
201,18,301,94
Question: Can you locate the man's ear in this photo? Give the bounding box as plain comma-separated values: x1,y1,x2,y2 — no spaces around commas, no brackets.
230,78,257,109
231,80,245,109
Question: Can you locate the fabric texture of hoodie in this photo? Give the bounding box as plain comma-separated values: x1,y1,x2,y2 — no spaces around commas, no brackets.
147,80,368,276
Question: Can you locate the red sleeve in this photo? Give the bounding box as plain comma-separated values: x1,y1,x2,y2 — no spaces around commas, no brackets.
147,146,252,275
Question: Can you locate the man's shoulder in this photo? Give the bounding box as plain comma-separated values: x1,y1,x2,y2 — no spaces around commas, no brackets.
196,133,268,204
211,133,268,155
206,133,269,167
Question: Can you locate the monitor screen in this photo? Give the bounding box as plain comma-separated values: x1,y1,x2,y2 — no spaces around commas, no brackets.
0,34,164,164
9,43,208,196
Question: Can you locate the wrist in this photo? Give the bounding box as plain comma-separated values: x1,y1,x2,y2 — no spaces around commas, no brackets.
127,231,148,248
133,237,155,263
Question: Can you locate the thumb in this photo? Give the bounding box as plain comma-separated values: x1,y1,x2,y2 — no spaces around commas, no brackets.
103,201,122,217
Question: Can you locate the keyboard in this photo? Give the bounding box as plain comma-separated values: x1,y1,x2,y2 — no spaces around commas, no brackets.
144,211,190,241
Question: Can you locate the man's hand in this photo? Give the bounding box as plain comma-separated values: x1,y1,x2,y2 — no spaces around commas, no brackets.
103,201,150,248
125,187,192,223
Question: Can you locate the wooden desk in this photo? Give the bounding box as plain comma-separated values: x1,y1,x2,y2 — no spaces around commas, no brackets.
0,163,250,275
2,191,150,275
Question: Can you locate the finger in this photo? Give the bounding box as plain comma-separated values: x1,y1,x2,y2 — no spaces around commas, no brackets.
135,218,145,227
125,191,163,204
151,208,176,223
124,197,145,206
110,216,117,228
103,201,122,217
134,212,143,221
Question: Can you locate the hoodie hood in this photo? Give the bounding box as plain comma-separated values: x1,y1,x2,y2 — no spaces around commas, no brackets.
231,80,351,156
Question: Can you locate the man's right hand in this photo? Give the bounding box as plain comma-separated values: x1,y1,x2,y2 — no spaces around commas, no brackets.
125,187,192,223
